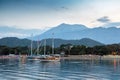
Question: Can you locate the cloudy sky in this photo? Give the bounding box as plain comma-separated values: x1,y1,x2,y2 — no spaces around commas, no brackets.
0,0,120,29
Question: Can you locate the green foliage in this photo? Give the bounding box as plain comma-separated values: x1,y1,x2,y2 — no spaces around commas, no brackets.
0,46,29,55
59,44,120,55
0,44,120,56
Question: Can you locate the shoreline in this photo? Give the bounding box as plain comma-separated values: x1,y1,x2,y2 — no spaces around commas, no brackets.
61,55,120,60
0,55,19,59
0,55,120,60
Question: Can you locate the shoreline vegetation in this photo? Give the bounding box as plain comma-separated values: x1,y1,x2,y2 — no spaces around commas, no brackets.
0,44,120,60
0,55,120,60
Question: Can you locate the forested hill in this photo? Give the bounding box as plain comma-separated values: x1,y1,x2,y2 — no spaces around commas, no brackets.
0,37,32,47
0,37,104,47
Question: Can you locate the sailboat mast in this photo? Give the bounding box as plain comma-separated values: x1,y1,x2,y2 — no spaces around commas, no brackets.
52,33,54,55
44,39,46,56
30,34,33,56
37,38,40,55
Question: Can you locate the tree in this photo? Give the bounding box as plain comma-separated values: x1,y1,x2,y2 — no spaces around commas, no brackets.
0,46,10,55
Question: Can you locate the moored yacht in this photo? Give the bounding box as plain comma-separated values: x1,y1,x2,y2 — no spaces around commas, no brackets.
39,34,60,62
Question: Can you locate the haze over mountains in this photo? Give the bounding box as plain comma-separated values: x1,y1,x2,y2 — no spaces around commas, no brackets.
32,23,120,44
0,26,47,38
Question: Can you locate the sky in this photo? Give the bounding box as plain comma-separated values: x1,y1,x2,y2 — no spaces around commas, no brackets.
0,0,120,29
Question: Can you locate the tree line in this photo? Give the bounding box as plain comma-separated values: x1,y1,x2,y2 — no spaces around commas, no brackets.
59,44,120,55
0,44,120,55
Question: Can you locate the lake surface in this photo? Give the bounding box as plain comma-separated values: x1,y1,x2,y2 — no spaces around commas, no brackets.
0,58,120,80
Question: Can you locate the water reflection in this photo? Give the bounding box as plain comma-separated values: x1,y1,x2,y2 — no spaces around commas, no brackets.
0,58,120,80
20,56,27,64
113,59,117,71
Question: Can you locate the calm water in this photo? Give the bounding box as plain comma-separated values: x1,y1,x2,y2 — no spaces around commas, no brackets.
0,58,120,80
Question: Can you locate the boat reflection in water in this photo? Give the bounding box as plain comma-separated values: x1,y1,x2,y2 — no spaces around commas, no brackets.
20,55,27,64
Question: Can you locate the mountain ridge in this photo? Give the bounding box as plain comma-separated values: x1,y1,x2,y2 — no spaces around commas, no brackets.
0,37,104,47
31,23,120,44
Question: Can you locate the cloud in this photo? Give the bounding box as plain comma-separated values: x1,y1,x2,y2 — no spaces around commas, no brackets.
97,16,111,23
61,6,69,10
0,26,48,38
0,32,29,38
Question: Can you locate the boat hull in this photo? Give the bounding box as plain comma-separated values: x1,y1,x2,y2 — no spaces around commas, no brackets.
39,57,60,62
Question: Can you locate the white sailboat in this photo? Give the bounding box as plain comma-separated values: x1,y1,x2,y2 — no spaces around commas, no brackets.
39,34,60,62
27,34,39,60
27,33,60,61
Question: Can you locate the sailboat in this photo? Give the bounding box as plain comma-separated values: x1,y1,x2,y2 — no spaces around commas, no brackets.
27,34,40,60
39,34,60,62
27,33,60,61
27,34,36,59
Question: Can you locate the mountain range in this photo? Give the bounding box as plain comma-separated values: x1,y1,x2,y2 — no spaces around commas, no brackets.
32,23,120,44
0,23,120,44
0,37,103,48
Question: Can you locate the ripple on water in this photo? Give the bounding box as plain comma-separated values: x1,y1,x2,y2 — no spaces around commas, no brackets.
0,59,120,80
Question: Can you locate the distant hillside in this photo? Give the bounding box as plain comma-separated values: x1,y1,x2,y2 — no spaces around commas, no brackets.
31,23,120,44
0,37,32,47
45,38,104,47
0,37,103,47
